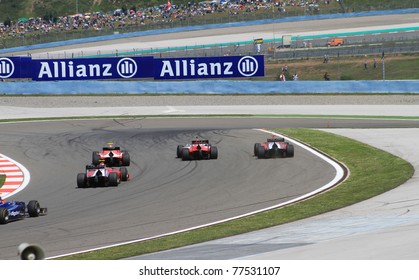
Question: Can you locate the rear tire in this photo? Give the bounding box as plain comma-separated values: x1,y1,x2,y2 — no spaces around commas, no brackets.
122,152,130,166
109,172,119,186
257,146,266,159
0,208,9,224
120,167,129,181
182,149,190,161
77,173,87,188
210,146,218,159
286,144,295,157
254,143,260,156
27,200,40,217
177,145,184,158
92,151,100,165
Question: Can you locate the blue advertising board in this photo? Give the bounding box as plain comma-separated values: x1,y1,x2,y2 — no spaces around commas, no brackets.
0,57,32,79
1,55,264,81
32,56,155,81
154,55,264,79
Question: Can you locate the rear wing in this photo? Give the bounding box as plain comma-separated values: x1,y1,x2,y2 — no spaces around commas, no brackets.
103,147,121,151
267,138,285,142
192,140,209,144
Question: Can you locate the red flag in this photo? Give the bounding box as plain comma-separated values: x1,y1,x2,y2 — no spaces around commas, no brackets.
167,0,172,10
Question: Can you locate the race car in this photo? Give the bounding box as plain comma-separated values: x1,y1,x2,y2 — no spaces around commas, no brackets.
0,198,47,224
254,137,294,159
92,142,130,167
77,163,129,188
177,138,218,161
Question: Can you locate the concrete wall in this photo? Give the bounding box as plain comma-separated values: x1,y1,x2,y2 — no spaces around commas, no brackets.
1,80,418,95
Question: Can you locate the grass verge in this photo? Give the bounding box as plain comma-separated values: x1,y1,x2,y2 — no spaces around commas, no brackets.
56,127,414,259
0,175,5,187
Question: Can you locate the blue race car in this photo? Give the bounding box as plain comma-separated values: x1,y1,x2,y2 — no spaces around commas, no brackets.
0,198,47,224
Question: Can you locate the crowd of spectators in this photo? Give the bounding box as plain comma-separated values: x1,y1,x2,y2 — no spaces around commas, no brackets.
0,0,325,39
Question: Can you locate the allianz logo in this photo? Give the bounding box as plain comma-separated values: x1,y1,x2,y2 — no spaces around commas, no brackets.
0,58,15,79
37,58,137,79
159,56,259,77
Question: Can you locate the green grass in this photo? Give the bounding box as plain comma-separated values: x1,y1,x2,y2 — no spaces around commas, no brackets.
55,127,413,259
0,175,5,187
264,53,419,81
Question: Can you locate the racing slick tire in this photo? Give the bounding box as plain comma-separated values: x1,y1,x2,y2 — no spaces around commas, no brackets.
122,152,130,166
182,149,190,161
210,146,218,159
77,173,88,188
177,145,184,158
0,208,9,224
92,152,100,165
120,167,129,181
286,144,295,158
254,143,261,157
257,146,266,159
109,172,119,186
27,200,41,217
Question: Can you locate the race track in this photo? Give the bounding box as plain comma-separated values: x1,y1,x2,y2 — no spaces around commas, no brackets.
0,10,418,260
0,118,339,259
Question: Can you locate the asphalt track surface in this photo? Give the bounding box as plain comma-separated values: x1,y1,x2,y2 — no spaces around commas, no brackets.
1,12,419,260
0,117,340,259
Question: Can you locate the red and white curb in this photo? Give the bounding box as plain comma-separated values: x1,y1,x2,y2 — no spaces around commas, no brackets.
0,153,30,199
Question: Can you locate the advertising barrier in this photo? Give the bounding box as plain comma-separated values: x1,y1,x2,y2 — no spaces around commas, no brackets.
0,55,264,81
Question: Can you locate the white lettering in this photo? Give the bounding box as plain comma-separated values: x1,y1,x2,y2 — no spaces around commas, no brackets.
76,65,87,77
38,62,53,78
190,60,195,76
223,62,233,75
210,63,221,75
175,60,180,76
53,61,59,78
197,63,208,76
60,61,66,77
89,64,101,76
182,60,188,76
160,61,174,77
10,211,21,217
102,64,112,76
158,59,236,78
68,61,74,77
37,61,114,79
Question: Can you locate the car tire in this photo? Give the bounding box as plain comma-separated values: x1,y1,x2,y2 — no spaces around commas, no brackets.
27,200,41,217
257,146,266,159
182,149,190,161
254,143,260,156
109,172,119,186
120,167,129,181
286,144,295,157
0,208,9,224
92,152,100,165
177,145,184,158
77,173,87,188
210,146,218,159
122,152,130,166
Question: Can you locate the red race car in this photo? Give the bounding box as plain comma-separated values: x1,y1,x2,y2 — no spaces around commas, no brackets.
77,164,129,188
254,137,294,159
177,138,218,161
92,142,130,167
